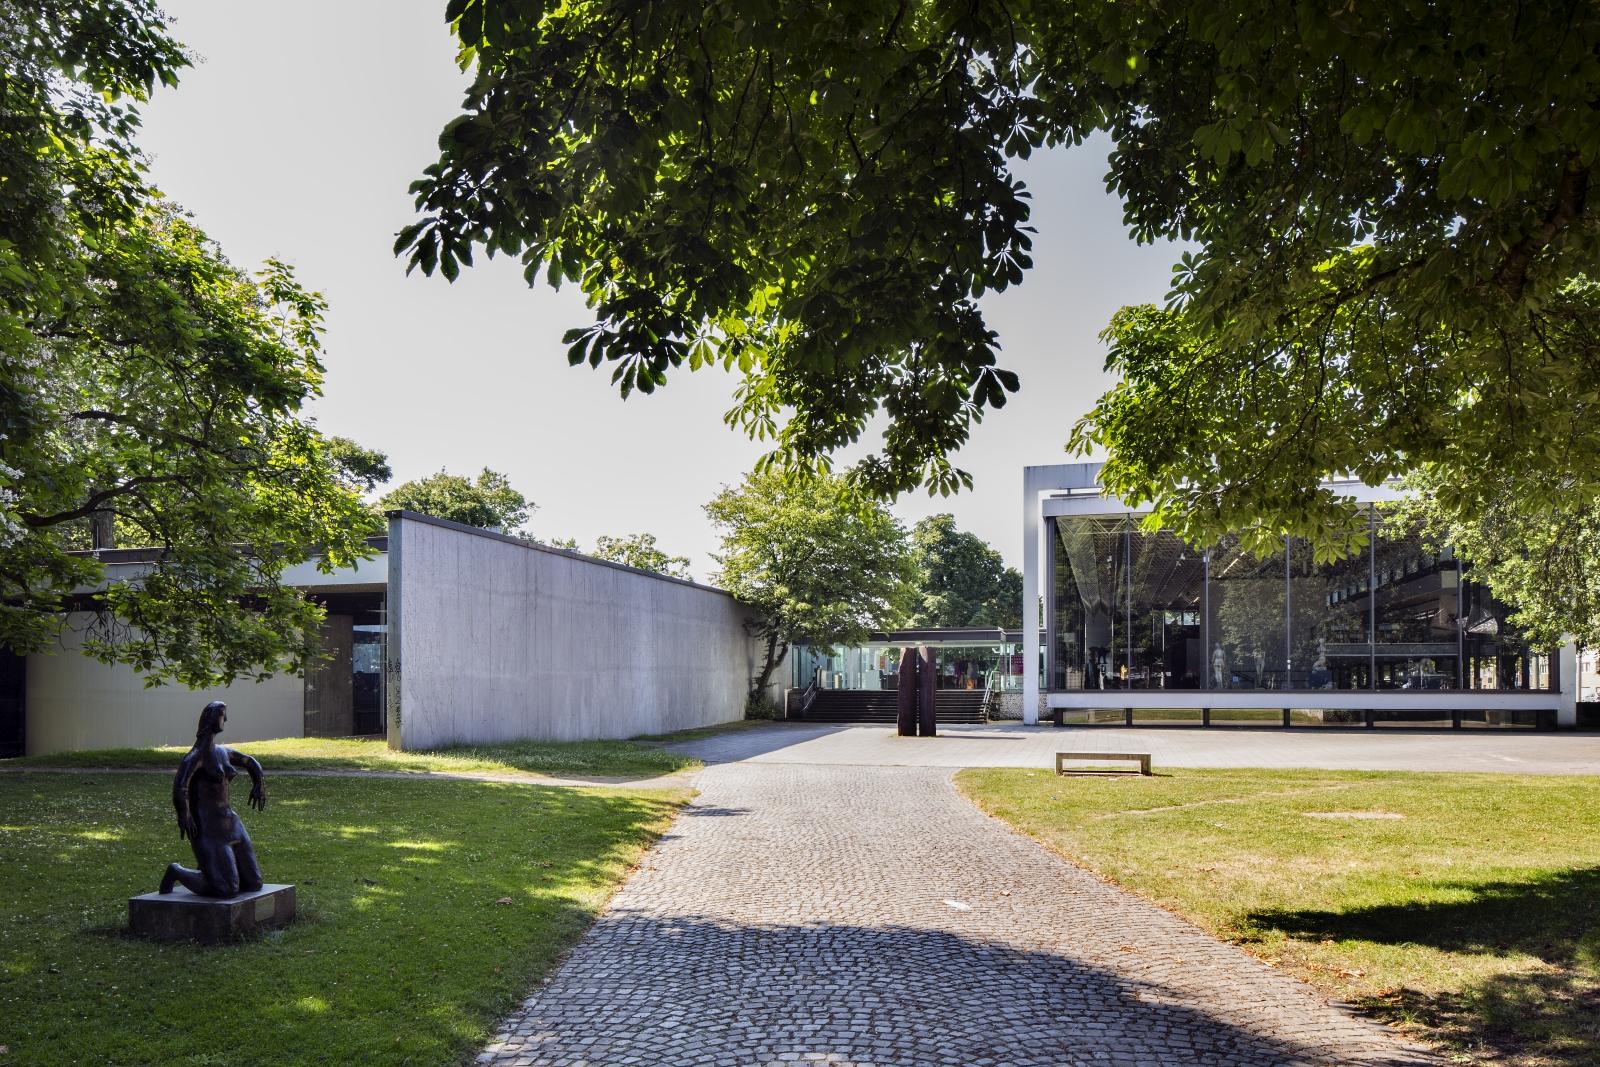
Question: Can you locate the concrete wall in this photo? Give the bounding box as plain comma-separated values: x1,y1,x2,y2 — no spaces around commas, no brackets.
25,614,303,755
991,691,1046,721
387,513,768,749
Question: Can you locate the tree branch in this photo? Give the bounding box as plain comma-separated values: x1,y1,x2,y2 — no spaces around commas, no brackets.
22,474,194,529
1494,154,1589,300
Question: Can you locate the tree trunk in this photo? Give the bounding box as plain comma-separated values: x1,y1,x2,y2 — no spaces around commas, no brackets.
750,632,788,703
90,509,115,550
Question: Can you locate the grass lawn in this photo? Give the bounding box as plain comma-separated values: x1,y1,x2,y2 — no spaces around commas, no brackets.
957,767,1600,1065
0,773,687,1066
7,734,699,780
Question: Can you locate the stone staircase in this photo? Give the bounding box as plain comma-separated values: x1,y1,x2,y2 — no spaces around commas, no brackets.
801,688,988,725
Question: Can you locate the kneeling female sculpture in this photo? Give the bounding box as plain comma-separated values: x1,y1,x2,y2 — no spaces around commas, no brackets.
159,700,268,898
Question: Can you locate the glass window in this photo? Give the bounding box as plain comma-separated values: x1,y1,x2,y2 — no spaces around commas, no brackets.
1131,707,1204,725
1044,502,1557,699
1049,515,1126,690
1288,520,1372,692
1127,527,1206,690
1460,708,1542,728
1206,535,1287,690
1288,707,1365,727
1373,511,1460,691
1461,579,1553,691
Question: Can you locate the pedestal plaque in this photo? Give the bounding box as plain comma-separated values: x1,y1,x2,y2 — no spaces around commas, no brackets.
128,884,296,944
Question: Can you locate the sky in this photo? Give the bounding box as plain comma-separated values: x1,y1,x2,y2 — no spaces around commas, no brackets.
135,1,1178,579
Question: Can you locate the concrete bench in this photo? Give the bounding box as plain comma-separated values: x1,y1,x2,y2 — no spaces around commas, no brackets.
1055,751,1152,776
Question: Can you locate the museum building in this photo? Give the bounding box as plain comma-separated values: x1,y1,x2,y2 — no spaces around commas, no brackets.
0,511,770,757
1020,463,1579,729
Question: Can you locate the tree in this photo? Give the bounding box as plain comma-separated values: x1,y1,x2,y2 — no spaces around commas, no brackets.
906,514,1021,629
1396,469,1600,649
1,1,377,687
378,468,533,534
590,533,693,581
705,470,915,700
326,436,392,495
1055,4,1600,581
404,2,1600,598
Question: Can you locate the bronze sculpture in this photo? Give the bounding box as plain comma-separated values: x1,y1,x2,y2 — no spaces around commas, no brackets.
159,701,268,898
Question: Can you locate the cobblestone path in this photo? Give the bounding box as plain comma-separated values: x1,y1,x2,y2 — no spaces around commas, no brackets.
479,764,1437,1066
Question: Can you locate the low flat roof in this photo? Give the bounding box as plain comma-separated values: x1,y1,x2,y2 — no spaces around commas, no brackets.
863,627,1016,648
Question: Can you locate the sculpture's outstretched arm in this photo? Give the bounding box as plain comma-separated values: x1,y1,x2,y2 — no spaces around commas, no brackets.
173,752,200,840
229,749,266,812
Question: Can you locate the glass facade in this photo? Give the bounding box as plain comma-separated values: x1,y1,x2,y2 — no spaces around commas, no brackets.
791,643,1021,691
1047,507,1555,695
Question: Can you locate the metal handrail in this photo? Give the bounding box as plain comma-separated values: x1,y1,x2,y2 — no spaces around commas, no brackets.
980,670,1002,720
797,679,819,717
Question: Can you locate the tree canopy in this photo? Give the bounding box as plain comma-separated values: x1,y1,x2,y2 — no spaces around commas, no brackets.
705,470,914,700
589,533,693,580
1,0,377,686
906,514,1021,629
379,468,534,535
1394,470,1600,650
326,436,393,495
406,0,1600,634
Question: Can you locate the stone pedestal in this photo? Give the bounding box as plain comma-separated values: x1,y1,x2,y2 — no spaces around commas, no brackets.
128,884,296,944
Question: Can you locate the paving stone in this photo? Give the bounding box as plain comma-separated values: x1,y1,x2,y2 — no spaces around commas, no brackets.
480,763,1438,1066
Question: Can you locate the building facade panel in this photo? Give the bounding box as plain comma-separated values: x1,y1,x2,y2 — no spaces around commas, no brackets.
387,512,768,749
23,613,304,755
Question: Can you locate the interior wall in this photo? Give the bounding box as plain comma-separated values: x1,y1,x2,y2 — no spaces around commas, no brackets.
24,614,304,755
388,513,767,749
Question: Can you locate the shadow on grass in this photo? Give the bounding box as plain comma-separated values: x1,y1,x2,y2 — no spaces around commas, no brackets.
1248,867,1600,1064
0,773,684,1067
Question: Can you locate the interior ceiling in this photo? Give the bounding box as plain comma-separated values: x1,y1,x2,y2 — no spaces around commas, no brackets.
1057,513,1449,616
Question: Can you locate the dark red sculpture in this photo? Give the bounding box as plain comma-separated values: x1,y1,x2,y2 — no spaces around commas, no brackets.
895,646,939,736
896,646,919,736
918,644,938,737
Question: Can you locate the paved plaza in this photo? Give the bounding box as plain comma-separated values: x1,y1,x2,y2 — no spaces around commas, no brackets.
669,720,1600,775
480,753,1444,1066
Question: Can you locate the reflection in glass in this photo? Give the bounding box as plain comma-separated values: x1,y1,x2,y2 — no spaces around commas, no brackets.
1044,511,1555,694
1460,708,1541,728
1373,512,1461,690
1462,579,1550,690
1050,515,1125,690
1288,527,1372,691
1127,527,1205,689
1207,535,1286,690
